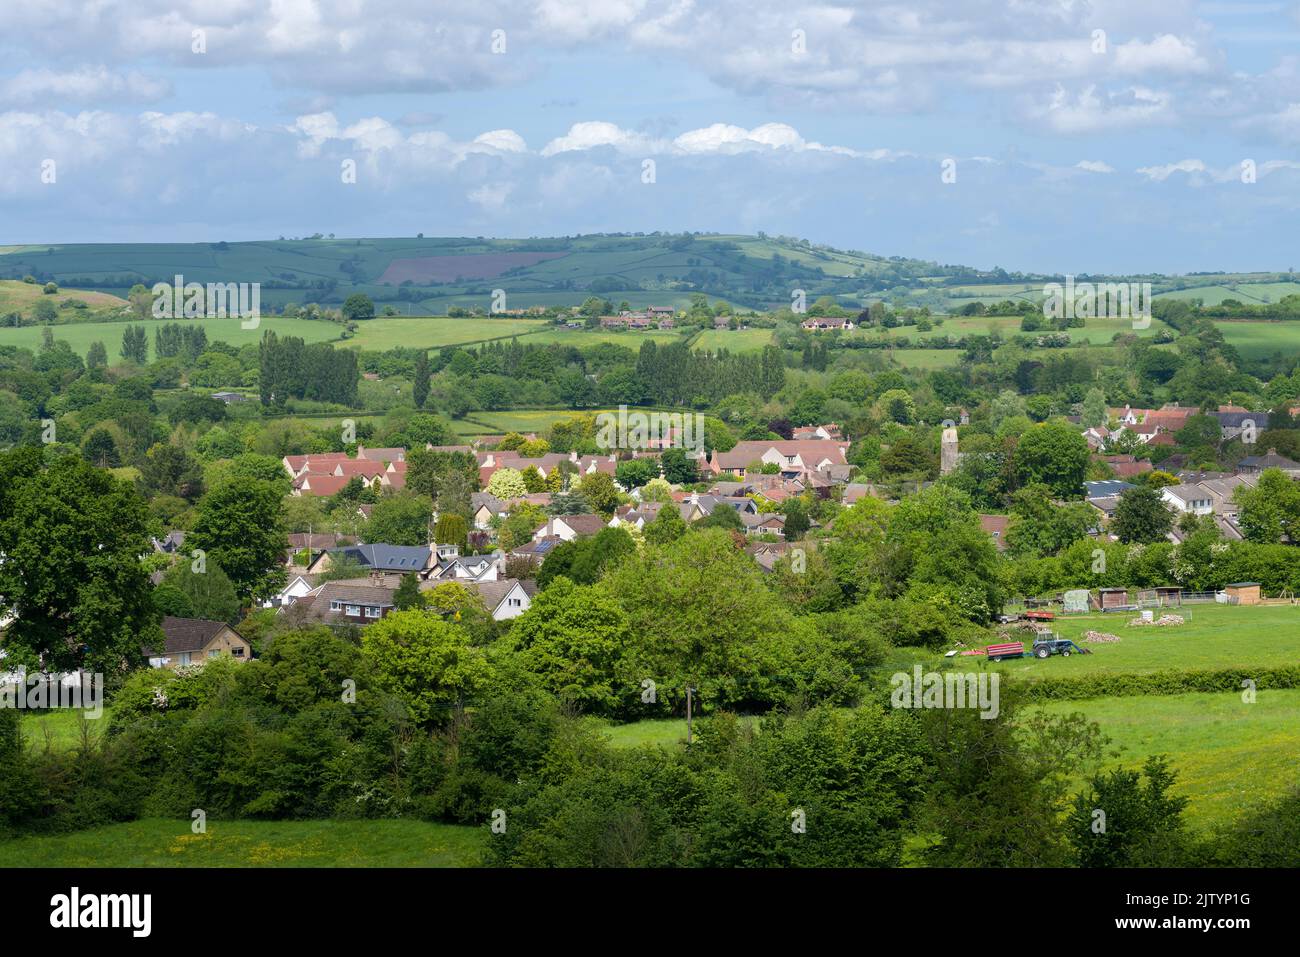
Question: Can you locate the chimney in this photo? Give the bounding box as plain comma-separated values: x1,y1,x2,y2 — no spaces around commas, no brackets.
569,451,579,462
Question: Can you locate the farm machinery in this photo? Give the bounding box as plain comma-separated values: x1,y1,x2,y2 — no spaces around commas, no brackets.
971,634,1092,661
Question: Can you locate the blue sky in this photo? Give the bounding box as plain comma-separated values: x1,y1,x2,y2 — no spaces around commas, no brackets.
3,1,1300,273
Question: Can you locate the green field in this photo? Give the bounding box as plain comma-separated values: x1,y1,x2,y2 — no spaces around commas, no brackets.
341,315,548,351
522,326,685,349
690,328,774,353
0,819,483,867
0,315,342,358
1036,689,1300,828
1212,319,1300,359
21,708,112,751
943,603,1300,677
1156,281,1300,306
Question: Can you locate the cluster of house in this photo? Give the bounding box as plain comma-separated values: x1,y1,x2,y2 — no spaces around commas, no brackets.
1080,403,1279,452
598,306,676,330
1082,467,1278,542
284,445,410,497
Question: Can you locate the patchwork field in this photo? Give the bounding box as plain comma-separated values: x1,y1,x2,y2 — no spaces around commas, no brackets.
0,819,483,867
0,315,342,358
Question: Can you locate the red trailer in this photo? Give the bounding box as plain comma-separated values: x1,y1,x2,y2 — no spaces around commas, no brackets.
985,641,1027,661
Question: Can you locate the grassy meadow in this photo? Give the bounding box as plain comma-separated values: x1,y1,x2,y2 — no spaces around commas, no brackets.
0,819,483,867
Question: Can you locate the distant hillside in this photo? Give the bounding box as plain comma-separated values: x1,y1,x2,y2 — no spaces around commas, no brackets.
1,235,1295,315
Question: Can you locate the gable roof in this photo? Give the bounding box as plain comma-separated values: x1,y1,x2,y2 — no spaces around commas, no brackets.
151,617,240,656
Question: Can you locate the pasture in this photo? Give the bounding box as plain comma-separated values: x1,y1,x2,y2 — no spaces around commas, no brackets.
340,315,548,351
1035,689,1300,828
690,328,775,353
0,819,483,867
1212,320,1300,359
944,603,1300,677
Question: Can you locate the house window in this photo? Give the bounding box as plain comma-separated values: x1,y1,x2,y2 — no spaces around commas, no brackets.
208,649,220,658
179,652,192,666
346,604,361,616
330,600,343,611
232,647,245,658
365,606,381,618
508,597,522,607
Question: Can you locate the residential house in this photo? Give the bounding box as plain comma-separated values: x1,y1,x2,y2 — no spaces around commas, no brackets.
439,578,536,621
307,543,433,575
709,440,850,480
532,514,608,542
424,544,501,582
145,617,251,670
800,316,855,331
1214,411,1268,442
284,575,399,626
1161,475,1257,519
1237,449,1300,478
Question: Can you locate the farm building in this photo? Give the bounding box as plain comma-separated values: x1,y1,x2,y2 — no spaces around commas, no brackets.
1155,586,1183,606
1097,587,1131,612
1224,582,1262,605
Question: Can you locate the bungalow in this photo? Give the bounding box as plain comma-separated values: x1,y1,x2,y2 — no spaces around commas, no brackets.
145,617,251,670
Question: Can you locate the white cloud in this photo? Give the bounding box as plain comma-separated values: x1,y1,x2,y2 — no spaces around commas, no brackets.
0,67,170,107
1135,158,1211,181
1076,160,1116,173
1031,84,1175,133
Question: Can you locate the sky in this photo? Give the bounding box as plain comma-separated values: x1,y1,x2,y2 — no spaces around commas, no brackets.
2,0,1300,274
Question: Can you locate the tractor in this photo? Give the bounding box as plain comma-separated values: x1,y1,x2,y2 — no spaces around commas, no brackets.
1032,635,1091,658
